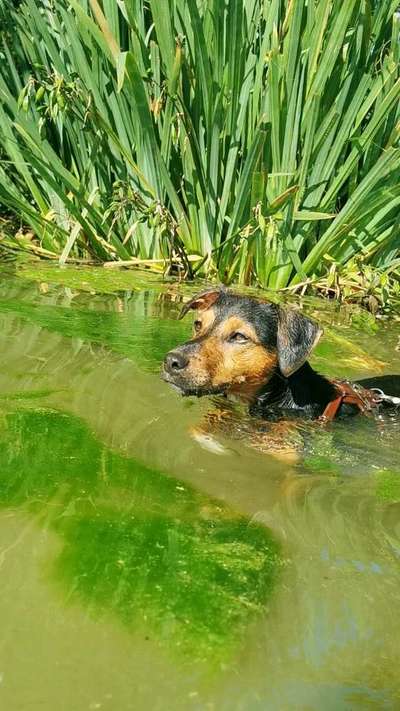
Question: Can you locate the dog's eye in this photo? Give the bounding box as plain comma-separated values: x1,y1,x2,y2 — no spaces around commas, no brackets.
228,331,249,343
193,319,202,332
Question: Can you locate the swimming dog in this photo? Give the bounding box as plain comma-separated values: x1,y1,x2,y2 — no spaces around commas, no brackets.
162,289,400,421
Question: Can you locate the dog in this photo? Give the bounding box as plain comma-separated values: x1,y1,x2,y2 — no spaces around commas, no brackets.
162,288,400,423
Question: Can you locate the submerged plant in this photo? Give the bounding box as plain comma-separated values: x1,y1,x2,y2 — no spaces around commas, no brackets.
0,0,399,287
0,408,280,662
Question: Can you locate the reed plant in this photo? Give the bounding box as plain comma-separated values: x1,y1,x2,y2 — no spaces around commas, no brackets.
0,0,399,288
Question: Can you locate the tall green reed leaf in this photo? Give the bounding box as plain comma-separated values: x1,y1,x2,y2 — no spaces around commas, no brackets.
0,0,398,284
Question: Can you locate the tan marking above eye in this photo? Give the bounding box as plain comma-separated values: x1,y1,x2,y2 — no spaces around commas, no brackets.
192,308,215,337
219,316,259,343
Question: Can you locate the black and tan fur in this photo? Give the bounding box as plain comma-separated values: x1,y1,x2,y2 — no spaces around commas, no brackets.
162,288,400,421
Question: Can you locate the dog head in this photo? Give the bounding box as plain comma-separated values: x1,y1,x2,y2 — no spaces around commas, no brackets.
162,289,322,400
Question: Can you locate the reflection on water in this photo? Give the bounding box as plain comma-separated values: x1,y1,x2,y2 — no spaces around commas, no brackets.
0,268,399,710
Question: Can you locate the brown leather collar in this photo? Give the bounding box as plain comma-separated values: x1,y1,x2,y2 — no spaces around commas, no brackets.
320,380,382,422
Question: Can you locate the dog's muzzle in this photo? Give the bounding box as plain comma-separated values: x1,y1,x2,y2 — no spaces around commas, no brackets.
161,346,192,392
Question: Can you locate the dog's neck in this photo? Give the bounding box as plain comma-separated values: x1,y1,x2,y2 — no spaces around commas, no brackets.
249,361,336,418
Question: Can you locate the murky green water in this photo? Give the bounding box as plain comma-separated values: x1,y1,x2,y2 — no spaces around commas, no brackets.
0,265,399,710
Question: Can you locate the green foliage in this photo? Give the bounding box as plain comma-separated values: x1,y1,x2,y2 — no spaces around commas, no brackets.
0,0,399,288
309,256,400,313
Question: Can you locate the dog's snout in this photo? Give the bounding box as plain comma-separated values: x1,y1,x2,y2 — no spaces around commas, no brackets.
164,350,189,372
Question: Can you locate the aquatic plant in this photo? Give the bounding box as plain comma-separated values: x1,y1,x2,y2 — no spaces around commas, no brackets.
0,0,399,289
0,408,280,662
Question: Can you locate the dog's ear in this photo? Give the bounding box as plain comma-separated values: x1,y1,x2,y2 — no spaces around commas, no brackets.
277,306,323,377
178,289,222,319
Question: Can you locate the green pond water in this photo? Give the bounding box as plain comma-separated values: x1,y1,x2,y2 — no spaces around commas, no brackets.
0,264,399,710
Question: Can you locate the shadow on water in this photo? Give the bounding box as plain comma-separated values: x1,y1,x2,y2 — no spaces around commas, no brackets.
0,408,280,664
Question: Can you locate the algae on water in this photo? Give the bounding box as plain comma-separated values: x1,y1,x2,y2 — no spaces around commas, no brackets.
0,408,281,663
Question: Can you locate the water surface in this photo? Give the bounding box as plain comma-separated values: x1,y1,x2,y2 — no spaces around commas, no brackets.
0,266,399,710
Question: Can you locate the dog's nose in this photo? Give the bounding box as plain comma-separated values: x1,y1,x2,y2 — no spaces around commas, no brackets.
164,350,189,372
